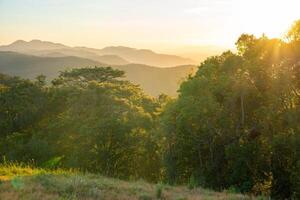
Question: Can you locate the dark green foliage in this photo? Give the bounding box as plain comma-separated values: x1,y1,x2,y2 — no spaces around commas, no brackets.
0,74,48,138
155,183,164,199
52,66,125,86
1,20,300,199
139,193,153,200
187,175,199,190
0,67,162,182
161,20,300,199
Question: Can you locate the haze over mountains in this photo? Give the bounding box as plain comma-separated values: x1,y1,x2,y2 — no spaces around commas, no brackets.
0,40,196,67
0,40,198,96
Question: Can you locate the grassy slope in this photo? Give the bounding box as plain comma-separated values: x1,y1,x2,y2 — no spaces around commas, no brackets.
0,164,256,200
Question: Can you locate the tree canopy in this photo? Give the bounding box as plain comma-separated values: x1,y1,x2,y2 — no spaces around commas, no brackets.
161,21,300,199
1,20,300,199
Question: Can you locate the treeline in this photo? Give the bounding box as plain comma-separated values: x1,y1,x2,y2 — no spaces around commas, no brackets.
1,21,300,199
0,67,164,182
161,21,300,199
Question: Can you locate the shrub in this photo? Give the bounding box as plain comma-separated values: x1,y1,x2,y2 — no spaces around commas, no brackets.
155,183,164,199
138,193,153,200
188,175,198,190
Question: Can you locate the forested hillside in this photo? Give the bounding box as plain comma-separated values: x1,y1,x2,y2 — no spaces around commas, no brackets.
0,20,300,199
161,21,300,199
0,51,196,96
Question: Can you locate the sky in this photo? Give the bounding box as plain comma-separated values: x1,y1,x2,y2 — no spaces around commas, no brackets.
1,0,300,53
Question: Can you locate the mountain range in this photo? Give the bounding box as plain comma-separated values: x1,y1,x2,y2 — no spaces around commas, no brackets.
0,40,196,67
0,42,197,96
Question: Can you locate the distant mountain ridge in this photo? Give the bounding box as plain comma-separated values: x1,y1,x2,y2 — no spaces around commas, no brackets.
95,46,196,67
0,40,129,66
0,40,196,67
1,39,68,51
0,51,196,96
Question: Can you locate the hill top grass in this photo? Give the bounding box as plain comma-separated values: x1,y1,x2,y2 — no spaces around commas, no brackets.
0,163,261,200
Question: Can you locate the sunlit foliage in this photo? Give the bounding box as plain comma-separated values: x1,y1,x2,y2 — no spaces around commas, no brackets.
0,20,300,199
161,20,300,199
0,67,162,182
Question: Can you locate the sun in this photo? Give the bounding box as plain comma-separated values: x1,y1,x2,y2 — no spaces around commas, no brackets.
236,0,300,39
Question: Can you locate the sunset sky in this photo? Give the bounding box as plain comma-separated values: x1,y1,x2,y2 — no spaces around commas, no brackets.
1,0,300,53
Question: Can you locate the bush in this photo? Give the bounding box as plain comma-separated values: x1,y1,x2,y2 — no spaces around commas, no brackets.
226,186,240,194
138,193,153,200
188,175,198,190
155,183,164,199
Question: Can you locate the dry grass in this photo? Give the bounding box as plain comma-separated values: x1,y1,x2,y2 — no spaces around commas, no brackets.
0,164,260,200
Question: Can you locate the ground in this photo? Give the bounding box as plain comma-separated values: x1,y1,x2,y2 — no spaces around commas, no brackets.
0,164,258,200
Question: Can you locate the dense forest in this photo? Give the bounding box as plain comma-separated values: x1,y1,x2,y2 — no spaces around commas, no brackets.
1,21,300,199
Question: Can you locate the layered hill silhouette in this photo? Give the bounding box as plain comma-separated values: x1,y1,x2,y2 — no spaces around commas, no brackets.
0,40,198,95
0,51,196,96
0,40,196,67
